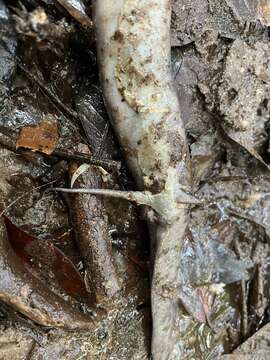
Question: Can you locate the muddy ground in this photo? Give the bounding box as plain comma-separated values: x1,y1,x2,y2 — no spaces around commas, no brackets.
0,0,270,359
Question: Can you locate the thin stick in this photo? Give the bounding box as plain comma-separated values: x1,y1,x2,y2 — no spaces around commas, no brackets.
241,279,248,337
0,179,58,217
17,61,105,139
0,39,80,127
52,150,120,171
16,61,79,121
234,238,248,338
16,60,116,162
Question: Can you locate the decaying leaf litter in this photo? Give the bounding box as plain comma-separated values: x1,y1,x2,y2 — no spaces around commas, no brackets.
0,0,270,358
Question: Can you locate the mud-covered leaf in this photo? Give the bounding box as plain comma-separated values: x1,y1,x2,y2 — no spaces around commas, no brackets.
190,132,220,184
171,0,209,46
218,39,270,167
180,230,250,286
16,117,59,155
171,0,258,47
210,176,270,238
0,327,33,360
3,216,89,301
223,321,270,359
179,285,214,323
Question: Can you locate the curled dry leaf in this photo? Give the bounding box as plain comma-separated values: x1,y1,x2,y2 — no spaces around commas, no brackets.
70,163,90,188
56,0,92,28
16,118,59,155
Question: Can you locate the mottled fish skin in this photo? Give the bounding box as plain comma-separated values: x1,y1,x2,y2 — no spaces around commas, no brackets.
93,1,192,359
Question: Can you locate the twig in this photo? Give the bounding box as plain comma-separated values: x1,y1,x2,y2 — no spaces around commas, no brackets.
16,61,79,121
0,39,102,143
17,61,104,140
0,179,58,217
234,238,248,338
0,42,114,169
240,279,248,338
52,150,120,171
18,60,116,161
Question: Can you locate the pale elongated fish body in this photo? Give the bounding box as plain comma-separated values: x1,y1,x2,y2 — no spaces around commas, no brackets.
93,1,191,358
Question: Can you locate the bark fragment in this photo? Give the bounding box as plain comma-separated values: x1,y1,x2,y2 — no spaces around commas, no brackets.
69,163,121,305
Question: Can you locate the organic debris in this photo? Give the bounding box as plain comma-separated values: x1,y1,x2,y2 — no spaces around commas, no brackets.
16,118,59,155
4,216,90,303
0,217,94,329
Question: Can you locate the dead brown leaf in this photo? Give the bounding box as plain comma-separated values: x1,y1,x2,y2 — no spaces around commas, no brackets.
16,118,59,155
